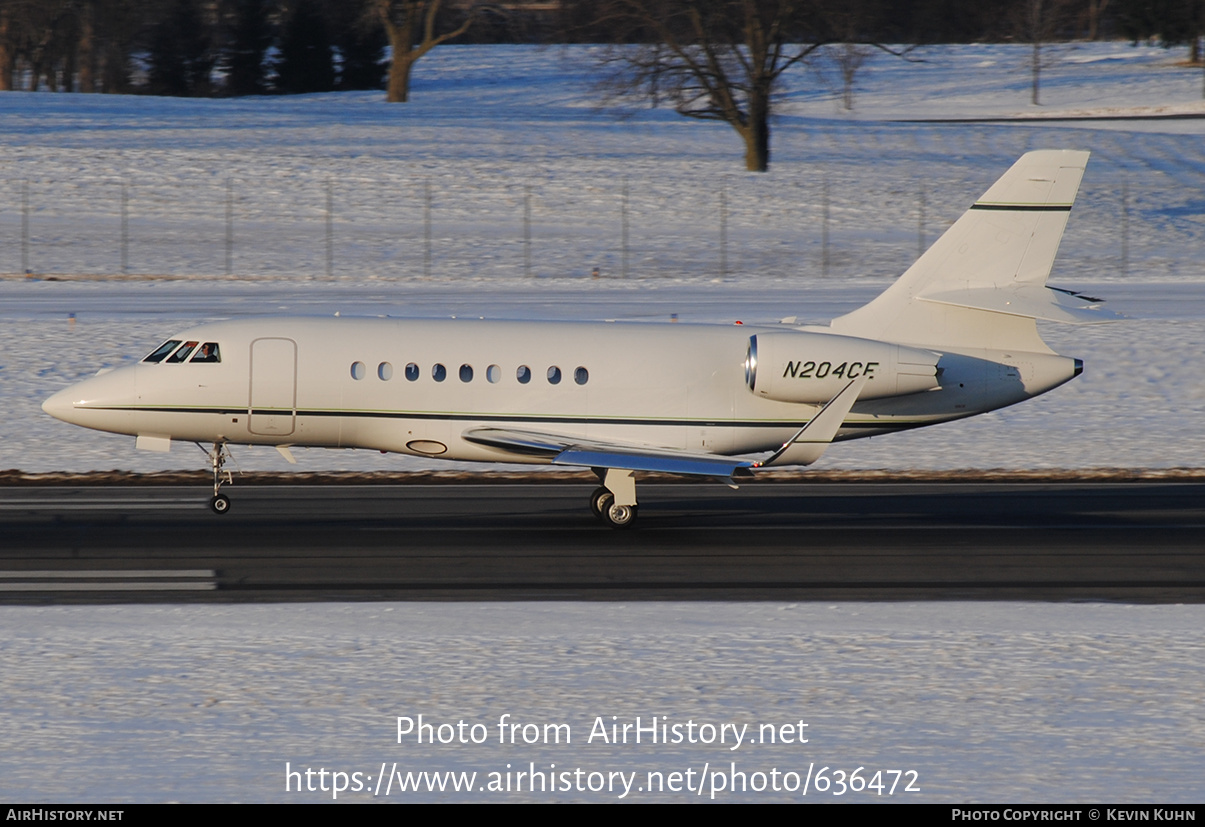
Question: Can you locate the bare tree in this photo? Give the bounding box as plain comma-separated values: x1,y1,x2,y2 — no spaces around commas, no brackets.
94,0,146,93
2,0,79,91
0,2,13,91
811,41,874,110
586,1,894,172
146,0,216,96
0,0,151,93
275,0,335,93
810,0,900,111
373,0,477,102
76,0,95,92
1086,0,1110,40
1015,0,1075,105
224,0,273,96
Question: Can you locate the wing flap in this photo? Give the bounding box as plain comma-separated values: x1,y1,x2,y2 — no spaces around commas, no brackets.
552,448,756,477
463,427,756,478
463,373,868,477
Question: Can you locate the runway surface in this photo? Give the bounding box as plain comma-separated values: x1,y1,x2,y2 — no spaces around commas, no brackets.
1,481,1203,602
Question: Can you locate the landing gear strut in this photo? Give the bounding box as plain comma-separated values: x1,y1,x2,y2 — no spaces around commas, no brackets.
205,442,233,515
590,468,639,529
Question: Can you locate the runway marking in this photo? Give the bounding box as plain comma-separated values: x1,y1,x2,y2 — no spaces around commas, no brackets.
0,499,200,510
0,569,216,578
0,583,216,591
0,569,217,591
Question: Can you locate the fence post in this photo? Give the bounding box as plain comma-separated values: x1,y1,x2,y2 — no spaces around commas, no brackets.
719,183,728,279
917,184,926,259
21,179,30,274
424,180,432,279
121,179,129,275
821,178,830,278
621,179,629,279
225,177,233,276
524,185,532,278
1121,181,1129,279
325,177,333,279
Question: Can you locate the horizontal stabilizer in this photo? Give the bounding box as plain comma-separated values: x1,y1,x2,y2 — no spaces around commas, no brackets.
920,285,1123,324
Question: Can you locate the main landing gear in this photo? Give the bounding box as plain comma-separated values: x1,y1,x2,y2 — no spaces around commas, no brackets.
590,468,638,529
204,442,233,515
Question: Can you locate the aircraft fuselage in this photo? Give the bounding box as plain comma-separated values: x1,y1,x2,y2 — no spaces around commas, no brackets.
43,316,1079,463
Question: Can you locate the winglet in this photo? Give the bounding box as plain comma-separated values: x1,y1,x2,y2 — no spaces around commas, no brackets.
755,375,867,468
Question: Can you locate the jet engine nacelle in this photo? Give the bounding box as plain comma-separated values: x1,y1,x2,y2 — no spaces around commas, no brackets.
746,332,941,403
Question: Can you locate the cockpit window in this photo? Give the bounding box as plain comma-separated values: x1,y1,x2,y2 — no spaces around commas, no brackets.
143,340,182,363
190,343,221,363
166,341,199,363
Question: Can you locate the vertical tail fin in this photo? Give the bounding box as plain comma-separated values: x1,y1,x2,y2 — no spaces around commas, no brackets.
830,150,1096,353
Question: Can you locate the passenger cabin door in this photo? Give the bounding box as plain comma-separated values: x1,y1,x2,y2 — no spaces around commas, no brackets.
249,338,297,436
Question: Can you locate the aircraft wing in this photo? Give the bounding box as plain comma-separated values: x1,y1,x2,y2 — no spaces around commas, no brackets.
463,378,867,478
461,427,758,479
460,378,867,479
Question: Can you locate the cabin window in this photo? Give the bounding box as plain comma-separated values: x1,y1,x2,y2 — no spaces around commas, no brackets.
486,364,501,384
190,343,221,363
405,363,419,381
432,363,447,382
143,340,182,363
547,366,562,385
459,364,473,383
574,367,589,385
517,365,531,384
166,341,199,363
378,362,393,381
351,361,366,380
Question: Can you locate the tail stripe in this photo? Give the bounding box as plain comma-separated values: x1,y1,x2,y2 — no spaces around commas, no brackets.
970,203,1072,212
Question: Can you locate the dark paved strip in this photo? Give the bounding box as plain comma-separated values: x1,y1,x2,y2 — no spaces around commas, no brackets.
1,482,1203,603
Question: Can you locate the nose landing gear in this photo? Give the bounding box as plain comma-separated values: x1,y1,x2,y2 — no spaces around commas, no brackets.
203,442,234,515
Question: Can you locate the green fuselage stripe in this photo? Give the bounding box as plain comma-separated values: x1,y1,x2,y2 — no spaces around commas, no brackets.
77,404,935,431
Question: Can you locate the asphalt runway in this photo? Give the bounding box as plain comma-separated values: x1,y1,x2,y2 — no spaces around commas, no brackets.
1,481,1203,603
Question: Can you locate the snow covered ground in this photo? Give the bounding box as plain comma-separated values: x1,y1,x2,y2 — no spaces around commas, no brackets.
3,601,1204,803
1,44,1204,804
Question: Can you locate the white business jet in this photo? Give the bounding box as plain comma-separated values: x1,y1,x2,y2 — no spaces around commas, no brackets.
43,151,1117,527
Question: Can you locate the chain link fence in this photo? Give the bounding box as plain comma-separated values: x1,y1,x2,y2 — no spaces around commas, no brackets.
0,168,991,283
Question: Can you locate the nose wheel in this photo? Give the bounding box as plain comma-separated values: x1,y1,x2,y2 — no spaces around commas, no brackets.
203,442,234,515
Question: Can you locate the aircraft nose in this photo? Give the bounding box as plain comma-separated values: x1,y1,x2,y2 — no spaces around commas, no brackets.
42,367,137,431
42,387,76,423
